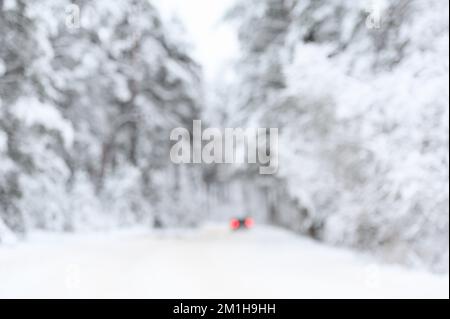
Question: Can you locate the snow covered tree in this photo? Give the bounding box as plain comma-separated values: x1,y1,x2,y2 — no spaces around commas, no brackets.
226,0,449,271
0,0,205,237
0,0,74,233
50,0,204,227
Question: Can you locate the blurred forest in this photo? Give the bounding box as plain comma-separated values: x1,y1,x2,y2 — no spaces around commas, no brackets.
0,0,448,273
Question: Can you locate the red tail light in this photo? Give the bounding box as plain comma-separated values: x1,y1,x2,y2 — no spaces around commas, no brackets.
230,218,240,230
244,218,254,229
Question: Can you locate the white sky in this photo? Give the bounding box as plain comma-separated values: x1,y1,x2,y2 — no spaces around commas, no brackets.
155,0,239,81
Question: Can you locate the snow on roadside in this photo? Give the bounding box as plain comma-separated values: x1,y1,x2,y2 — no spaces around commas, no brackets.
0,219,17,245
0,224,448,299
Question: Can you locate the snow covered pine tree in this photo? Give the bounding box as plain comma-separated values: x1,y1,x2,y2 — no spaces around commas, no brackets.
225,0,449,272
0,0,204,240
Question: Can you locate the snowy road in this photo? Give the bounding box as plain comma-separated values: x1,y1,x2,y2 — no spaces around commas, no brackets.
0,225,448,299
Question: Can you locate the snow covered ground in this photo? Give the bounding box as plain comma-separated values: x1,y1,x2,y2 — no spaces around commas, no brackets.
0,224,448,299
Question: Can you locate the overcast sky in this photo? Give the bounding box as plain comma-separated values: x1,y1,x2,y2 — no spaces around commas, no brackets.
155,0,239,81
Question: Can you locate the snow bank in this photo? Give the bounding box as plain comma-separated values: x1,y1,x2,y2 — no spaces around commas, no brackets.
0,219,17,245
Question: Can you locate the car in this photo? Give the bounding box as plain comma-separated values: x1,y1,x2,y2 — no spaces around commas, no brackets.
230,217,254,231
